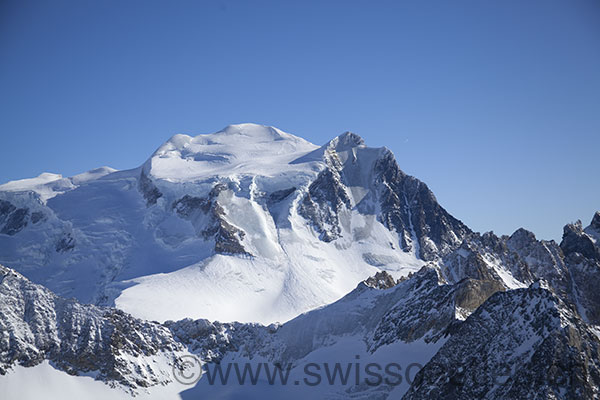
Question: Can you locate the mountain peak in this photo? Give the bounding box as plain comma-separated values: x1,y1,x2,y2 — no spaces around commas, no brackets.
509,227,537,242
328,131,365,151
160,124,309,150
216,123,289,140
564,220,583,235
147,124,318,182
290,131,370,165
590,211,600,230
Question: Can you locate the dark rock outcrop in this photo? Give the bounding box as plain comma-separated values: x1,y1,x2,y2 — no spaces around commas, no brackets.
404,283,600,400
370,267,504,350
298,168,351,242
561,220,600,261
453,278,505,311
55,233,75,253
138,170,162,206
374,151,471,261
173,184,250,256
165,318,274,363
364,270,398,289
0,265,184,388
0,199,30,235
268,187,296,204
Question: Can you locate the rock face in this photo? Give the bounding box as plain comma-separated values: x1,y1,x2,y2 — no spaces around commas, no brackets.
452,278,506,314
559,214,600,326
165,318,275,363
561,220,600,261
0,264,185,389
172,184,250,256
55,232,75,253
436,212,600,327
298,168,351,242
368,266,505,349
138,170,162,206
0,199,36,235
404,284,600,400
374,150,472,261
296,132,472,259
363,270,398,289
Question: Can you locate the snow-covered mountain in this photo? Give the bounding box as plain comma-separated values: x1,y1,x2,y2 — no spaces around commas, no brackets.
1,123,599,399
0,123,469,325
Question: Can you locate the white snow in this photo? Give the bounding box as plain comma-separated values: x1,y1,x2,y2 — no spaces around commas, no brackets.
146,124,319,183
70,166,117,185
0,167,117,202
0,173,70,202
0,172,64,190
484,254,528,289
0,361,187,400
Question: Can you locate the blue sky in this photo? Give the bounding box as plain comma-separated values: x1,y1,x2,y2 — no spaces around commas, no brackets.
1,0,598,241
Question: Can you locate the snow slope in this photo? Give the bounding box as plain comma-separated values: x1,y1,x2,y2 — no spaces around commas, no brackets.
0,361,188,400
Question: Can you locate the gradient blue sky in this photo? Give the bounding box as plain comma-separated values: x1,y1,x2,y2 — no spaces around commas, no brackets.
1,0,598,241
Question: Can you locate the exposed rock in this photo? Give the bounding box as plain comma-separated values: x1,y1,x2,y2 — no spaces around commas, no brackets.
404,284,600,400
590,211,600,232
505,228,564,287
138,170,162,206
370,267,503,350
560,220,600,261
369,267,457,346
0,264,185,388
173,184,250,256
165,318,274,363
298,168,351,242
0,199,30,235
172,194,211,217
55,233,75,253
453,278,505,311
0,199,15,216
554,215,600,325
211,203,249,255
565,252,600,325
30,211,46,224
440,229,548,290
374,150,471,260
268,187,296,204
297,134,471,258
364,271,398,289
442,241,504,283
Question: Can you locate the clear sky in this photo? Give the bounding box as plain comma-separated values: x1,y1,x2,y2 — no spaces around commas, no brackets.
1,0,598,241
